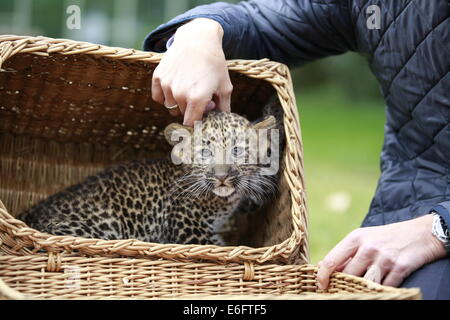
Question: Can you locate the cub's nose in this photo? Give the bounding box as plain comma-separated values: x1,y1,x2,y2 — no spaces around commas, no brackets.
213,165,231,183
215,173,228,183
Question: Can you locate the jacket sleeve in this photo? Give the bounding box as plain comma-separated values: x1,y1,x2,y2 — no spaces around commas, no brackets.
143,0,358,67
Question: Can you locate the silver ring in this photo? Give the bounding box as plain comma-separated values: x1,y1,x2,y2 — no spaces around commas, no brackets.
165,104,179,110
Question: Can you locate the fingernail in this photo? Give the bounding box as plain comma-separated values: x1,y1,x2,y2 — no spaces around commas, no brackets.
317,281,325,290
205,101,215,112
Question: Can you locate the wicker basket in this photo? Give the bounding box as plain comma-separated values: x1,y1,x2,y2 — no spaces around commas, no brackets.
0,35,307,264
0,35,420,300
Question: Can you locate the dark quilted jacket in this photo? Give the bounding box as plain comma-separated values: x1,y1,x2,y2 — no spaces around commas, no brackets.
144,0,450,227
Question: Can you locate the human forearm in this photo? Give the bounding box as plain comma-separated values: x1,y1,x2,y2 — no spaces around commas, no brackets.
173,18,223,51
144,0,358,66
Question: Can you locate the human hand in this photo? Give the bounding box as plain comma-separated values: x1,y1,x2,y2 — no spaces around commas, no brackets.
316,214,446,289
151,18,233,126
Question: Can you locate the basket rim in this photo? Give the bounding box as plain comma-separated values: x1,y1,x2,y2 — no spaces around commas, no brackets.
0,255,422,300
0,204,296,263
0,34,290,80
0,35,308,264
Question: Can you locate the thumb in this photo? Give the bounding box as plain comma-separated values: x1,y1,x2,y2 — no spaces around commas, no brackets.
216,89,231,112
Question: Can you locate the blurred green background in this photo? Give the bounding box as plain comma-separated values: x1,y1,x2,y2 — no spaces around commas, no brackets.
0,0,386,264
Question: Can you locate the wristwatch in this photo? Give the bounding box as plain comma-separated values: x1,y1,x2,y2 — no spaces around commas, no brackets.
431,210,450,255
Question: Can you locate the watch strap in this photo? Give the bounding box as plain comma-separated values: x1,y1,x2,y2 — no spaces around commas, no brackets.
431,206,450,256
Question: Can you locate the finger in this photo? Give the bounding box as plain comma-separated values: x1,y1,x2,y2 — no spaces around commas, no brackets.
317,235,359,290
382,258,413,287
216,85,232,112
336,257,352,272
183,96,210,126
342,245,378,277
151,74,165,105
162,85,181,117
366,250,397,284
382,269,408,287
171,90,188,116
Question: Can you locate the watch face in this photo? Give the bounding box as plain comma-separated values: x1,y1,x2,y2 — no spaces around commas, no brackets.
443,220,450,238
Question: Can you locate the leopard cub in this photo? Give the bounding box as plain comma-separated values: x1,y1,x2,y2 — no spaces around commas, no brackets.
18,111,278,245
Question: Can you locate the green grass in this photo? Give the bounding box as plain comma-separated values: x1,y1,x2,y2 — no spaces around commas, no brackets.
295,86,385,263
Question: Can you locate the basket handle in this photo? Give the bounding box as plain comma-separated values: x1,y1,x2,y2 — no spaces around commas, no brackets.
242,261,255,281
0,278,27,300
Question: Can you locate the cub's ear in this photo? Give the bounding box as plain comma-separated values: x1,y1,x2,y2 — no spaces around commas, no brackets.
164,123,193,146
252,115,277,130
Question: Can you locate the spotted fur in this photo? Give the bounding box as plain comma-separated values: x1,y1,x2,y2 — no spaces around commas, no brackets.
18,111,278,245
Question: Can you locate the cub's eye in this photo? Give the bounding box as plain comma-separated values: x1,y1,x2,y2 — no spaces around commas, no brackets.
231,146,244,157
200,148,213,159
